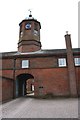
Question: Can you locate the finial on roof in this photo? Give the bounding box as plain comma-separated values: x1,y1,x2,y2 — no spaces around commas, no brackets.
28,9,32,17
66,31,68,35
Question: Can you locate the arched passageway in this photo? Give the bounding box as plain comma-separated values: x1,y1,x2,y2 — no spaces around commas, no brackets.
15,73,34,97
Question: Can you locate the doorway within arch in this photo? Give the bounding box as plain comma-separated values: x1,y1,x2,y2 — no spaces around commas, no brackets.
16,73,34,97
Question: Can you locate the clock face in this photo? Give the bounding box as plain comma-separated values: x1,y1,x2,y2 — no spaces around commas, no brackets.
25,23,31,29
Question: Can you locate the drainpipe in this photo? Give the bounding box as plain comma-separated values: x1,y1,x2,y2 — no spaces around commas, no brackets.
65,32,77,97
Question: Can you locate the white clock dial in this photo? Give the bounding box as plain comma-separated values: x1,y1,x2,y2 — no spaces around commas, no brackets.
25,23,31,29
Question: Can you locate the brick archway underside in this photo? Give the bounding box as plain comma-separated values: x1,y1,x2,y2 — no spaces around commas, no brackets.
15,73,34,97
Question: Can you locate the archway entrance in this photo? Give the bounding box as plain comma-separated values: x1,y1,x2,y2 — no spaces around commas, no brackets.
15,73,34,97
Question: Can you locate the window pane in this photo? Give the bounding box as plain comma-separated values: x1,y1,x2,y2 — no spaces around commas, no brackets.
34,23,38,31
58,58,66,67
74,58,80,66
22,60,29,68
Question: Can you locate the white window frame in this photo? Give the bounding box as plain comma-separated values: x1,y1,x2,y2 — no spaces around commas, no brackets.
22,60,29,68
58,58,66,67
74,58,80,66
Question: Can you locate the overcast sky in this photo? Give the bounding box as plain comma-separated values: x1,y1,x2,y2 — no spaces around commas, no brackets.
0,0,79,52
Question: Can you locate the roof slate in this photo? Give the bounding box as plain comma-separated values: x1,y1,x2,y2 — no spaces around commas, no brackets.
0,48,80,58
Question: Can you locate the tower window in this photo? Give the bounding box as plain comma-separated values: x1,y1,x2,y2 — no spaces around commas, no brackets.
58,58,66,67
20,31,23,37
34,23,38,31
22,60,29,68
74,58,80,66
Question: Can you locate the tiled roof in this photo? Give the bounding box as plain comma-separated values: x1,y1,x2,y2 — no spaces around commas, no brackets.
0,48,80,58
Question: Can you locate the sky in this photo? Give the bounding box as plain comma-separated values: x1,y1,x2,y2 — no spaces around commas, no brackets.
0,0,79,52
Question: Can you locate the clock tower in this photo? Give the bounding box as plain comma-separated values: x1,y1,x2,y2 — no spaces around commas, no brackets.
18,13,41,52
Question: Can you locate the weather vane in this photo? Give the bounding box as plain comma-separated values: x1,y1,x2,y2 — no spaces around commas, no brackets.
28,9,32,15
66,31,68,35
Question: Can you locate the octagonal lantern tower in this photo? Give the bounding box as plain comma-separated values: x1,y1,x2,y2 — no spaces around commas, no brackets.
18,12,41,52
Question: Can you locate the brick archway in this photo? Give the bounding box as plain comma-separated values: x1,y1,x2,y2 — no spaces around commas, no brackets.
15,73,34,97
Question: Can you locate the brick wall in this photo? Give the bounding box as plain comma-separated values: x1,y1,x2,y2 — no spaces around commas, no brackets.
65,34,77,96
2,59,14,69
33,68,69,96
18,44,41,52
0,77,2,102
1,66,80,101
1,55,80,101
2,70,14,79
0,59,2,69
76,67,80,96
30,57,57,68
2,77,13,102
15,68,70,96
15,57,58,69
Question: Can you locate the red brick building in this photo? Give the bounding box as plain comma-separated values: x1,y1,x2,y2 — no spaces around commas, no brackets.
0,14,80,102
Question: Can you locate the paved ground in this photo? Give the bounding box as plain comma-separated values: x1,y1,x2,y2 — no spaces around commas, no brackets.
0,97,79,118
